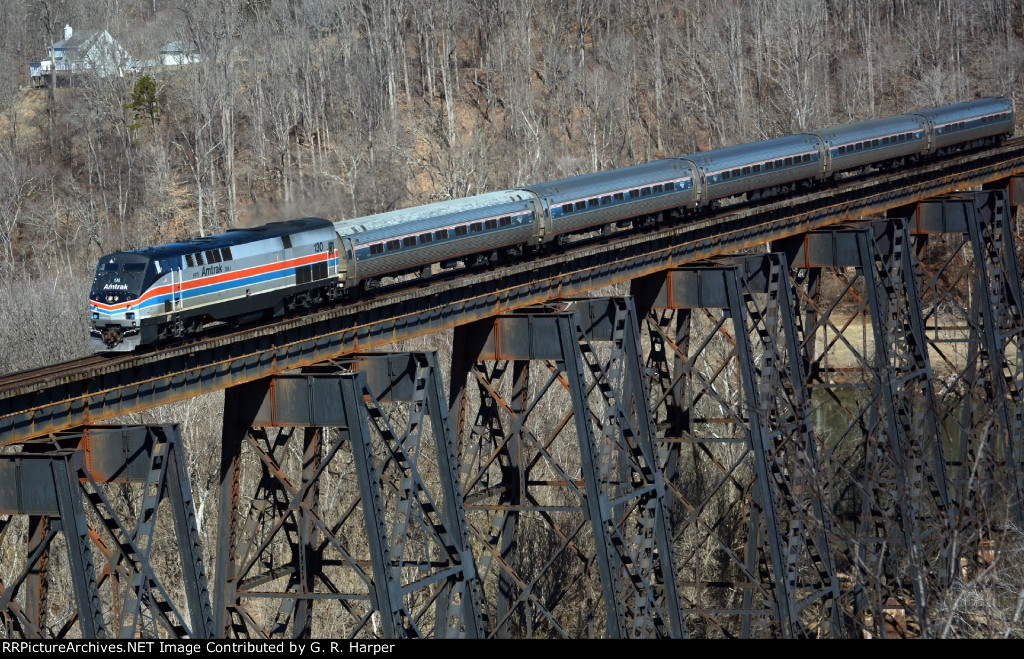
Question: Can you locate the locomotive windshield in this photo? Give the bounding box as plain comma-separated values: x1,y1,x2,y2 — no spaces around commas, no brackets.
90,254,156,303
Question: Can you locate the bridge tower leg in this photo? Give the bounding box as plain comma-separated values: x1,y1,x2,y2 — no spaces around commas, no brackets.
776,217,950,638
214,353,482,639
902,186,1024,577
0,425,214,639
449,299,684,638
632,254,842,638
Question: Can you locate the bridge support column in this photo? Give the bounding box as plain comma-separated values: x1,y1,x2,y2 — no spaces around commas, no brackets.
214,353,482,639
449,299,683,638
777,217,949,638
632,254,841,639
0,425,213,639
904,188,1024,575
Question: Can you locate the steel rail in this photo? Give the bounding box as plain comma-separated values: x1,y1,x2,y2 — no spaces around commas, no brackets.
1,140,1023,445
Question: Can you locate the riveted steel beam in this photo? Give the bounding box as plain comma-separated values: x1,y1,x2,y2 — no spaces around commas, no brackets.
0,425,212,639
774,218,949,638
633,255,841,638
0,450,104,638
897,188,1024,574
450,301,683,638
214,357,482,639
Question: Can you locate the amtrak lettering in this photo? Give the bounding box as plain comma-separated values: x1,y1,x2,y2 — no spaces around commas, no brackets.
103,283,130,291
198,264,229,277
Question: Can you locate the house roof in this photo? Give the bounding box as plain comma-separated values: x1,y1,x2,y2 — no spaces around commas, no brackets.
160,41,198,54
51,30,108,56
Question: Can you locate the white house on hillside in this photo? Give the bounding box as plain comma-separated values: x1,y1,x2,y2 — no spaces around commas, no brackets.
30,25,131,83
160,41,200,67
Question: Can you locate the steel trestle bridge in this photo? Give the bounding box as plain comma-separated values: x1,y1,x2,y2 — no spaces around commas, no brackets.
1,140,1024,638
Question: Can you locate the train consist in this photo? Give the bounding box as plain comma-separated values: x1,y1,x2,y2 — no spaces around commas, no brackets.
90,97,1014,351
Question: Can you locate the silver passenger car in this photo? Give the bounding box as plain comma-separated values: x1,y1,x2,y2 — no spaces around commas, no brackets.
335,190,538,288
680,134,823,206
912,97,1015,151
811,114,928,173
523,159,698,240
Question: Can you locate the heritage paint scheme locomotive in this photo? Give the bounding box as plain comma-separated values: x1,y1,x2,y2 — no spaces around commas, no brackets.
90,97,1014,351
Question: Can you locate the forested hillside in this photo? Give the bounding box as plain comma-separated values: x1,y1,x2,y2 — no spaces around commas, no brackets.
0,0,1021,369
2,1,1024,639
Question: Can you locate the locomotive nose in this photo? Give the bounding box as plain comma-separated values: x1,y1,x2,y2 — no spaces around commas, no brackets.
101,325,125,348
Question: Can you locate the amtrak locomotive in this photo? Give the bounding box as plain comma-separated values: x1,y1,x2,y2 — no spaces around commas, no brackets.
90,97,1015,351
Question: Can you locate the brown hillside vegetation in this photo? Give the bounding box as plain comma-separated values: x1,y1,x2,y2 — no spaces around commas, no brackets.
1,0,1024,639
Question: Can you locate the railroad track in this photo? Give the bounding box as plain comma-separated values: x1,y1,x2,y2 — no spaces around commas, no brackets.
1,138,1022,444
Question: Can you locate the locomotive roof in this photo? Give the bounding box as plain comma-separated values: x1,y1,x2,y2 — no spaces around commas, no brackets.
123,217,333,259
